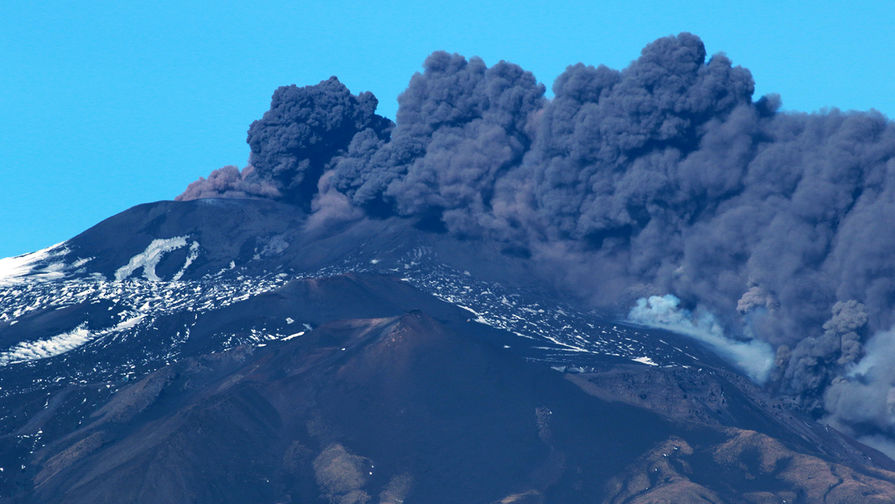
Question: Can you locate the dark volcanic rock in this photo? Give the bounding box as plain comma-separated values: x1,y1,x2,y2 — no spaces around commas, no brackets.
26,312,675,503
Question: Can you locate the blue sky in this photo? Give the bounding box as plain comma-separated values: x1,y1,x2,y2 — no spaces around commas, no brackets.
1,1,892,258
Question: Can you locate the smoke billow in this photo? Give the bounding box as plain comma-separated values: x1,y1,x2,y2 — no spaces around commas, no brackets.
823,328,895,457
331,51,546,231
179,33,895,440
178,76,393,208
178,165,281,200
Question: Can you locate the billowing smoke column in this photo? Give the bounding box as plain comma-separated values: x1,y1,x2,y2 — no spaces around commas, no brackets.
330,51,546,230
179,33,895,445
178,76,393,208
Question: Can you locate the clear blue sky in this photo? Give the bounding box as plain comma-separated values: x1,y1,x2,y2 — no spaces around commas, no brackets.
2,1,893,258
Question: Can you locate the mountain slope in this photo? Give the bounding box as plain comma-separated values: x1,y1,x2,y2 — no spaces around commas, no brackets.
26,311,674,503
18,306,895,503
2,199,895,503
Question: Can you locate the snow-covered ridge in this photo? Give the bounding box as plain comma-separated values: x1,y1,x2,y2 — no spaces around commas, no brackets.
1,234,200,287
0,268,293,361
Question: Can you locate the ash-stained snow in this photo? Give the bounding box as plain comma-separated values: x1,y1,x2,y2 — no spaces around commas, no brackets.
317,247,712,371
0,236,300,382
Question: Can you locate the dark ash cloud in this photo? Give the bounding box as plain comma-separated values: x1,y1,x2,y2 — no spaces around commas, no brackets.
178,77,392,209
330,51,546,232
179,33,895,439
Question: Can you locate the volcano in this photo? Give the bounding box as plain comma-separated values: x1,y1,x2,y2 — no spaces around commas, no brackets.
5,29,895,503
1,198,895,503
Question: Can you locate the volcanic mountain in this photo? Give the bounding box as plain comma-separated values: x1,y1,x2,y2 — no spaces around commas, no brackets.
2,199,895,503
5,31,895,503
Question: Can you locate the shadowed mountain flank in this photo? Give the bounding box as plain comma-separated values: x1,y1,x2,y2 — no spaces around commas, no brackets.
18,307,895,503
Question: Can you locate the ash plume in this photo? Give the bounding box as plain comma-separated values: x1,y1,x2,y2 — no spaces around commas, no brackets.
180,33,895,439
331,51,546,230
178,76,393,209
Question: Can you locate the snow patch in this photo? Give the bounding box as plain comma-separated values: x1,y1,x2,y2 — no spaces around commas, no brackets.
631,356,658,366
0,243,68,286
0,314,146,366
114,314,146,331
171,241,200,281
0,325,92,365
281,331,305,341
115,236,189,281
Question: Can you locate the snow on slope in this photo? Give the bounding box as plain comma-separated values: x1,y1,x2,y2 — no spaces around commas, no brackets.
0,238,709,387
0,325,92,365
0,243,70,286
0,316,146,366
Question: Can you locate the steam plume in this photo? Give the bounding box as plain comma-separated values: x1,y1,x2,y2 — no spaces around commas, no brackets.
628,294,773,382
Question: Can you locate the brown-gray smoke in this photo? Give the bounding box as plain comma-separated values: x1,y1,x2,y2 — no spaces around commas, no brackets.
178,33,895,442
